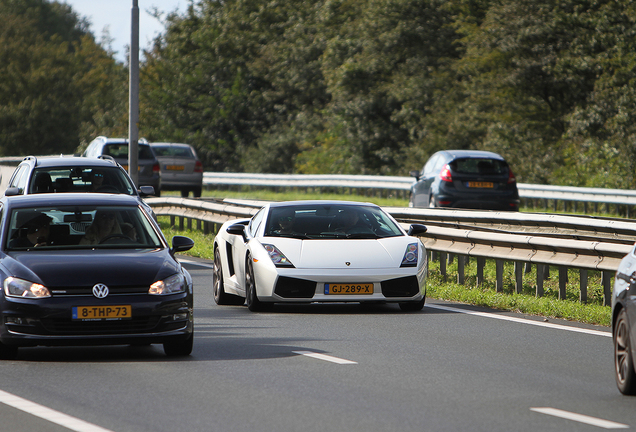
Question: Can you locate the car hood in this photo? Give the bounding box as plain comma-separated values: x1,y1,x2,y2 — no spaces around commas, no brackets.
1,249,179,288
265,237,413,269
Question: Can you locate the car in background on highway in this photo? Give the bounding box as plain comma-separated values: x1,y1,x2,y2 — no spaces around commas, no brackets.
213,200,428,312
409,150,519,211
3,155,156,218
612,245,636,394
83,136,161,196
150,142,203,198
0,193,195,359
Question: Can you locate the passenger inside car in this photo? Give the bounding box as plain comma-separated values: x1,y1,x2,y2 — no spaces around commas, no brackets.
80,211,122,245
9,213,52,248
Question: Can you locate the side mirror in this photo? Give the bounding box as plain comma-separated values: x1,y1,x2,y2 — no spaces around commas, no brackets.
172,235,194,253
408,224,427,236
226,223,246,236
409,170,421,181
4,187,20,196
138,186,155,196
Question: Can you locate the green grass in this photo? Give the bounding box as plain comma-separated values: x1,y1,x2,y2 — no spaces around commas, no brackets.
159,188,612,326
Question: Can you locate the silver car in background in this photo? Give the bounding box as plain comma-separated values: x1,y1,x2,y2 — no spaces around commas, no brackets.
150,143,203,198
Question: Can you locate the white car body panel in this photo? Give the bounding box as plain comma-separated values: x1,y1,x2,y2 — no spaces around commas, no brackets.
213,201,428,309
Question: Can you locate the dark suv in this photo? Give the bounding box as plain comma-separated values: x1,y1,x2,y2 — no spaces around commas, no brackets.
83,137,161,195
4,156,156,217
409,150,519,211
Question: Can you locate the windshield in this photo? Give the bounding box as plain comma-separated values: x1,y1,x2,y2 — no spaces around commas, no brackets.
6,205,163,250
30,167,135,195
264,204,403,239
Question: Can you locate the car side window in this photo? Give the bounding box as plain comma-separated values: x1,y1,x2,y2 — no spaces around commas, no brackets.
9,165,29,193
423,155,439,176
248,209,265,237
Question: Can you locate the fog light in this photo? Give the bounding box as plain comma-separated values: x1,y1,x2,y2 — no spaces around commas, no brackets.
6,317,25,325
172,313,188,321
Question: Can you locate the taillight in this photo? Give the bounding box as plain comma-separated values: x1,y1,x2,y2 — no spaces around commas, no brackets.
194,160,203,173
439,165,452,182
507,168,516,184
153,163,161,173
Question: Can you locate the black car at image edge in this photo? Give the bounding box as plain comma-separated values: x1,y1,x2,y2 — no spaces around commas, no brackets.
0,193,194,359
409,149,520,211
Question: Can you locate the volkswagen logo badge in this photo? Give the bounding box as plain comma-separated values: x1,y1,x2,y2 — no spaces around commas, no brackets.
92,284,109,298
345,262,351,266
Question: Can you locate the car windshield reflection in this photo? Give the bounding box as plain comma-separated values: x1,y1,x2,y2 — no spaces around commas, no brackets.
6,205,163,250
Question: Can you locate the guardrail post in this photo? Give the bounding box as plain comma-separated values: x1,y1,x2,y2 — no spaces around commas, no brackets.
580,269,588,303
515,261,523,294
179,216,185,230
536,264,544,297
476,257,485,286
496,260,504,292
457,255,465,285
558,266,567,300
603,271,612,306
440,252,447,280
170,215,175,227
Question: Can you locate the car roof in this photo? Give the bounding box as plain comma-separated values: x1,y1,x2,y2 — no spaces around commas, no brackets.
150,143,193,148
2,193,142,210
29,156,119,168
439,150,506,160
268,200,378,209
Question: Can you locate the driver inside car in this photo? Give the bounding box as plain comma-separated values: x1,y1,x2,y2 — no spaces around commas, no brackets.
80,211,122,245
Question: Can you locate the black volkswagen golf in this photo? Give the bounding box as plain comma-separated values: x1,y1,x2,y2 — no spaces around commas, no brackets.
0,193,194,359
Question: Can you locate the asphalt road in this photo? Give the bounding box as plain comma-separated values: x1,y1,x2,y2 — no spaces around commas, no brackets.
0,257,631,432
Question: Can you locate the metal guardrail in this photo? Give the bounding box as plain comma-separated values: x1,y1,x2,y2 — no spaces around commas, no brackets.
146,197,633,306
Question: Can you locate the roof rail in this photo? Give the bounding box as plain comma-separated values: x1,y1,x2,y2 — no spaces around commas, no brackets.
97,155,116,163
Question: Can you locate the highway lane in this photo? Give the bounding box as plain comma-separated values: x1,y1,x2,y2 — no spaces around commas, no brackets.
0,257,631,432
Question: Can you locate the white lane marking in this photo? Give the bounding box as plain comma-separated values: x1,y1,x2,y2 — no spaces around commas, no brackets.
293,351,357,365
178,259,214,269
425,304,611,337
0,389,115,432
531,407,629,429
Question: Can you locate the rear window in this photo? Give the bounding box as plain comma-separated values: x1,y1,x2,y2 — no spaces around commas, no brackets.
152,146,195,158
103,144,155,160
451,158,507,175
30,167,135,195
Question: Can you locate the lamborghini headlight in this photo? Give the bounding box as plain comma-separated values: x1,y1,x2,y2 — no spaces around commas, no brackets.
149,273,186,295
400,243,419,267
263,244,294,267
4,277,51,298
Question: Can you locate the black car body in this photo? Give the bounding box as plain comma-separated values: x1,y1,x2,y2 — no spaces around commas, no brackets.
0,193,194,359
83,137,161,195
409,150,520,211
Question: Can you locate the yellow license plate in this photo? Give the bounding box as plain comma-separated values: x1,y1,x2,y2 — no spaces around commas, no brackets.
72,305,132,320
121,165,141,172
166,165,185,171
325,283,373,295
467,182,494,188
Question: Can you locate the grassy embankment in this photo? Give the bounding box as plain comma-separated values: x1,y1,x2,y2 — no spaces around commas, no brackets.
158,189,612,326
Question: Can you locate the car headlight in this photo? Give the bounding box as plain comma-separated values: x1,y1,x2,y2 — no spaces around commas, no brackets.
149,273,186,295
400,243,419,267
263,244,294,267
3,277,51,298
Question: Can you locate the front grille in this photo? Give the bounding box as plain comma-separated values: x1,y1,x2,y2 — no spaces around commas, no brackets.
274,277,316,298
381,276,420,298
50,286,150,296
38,316,162,335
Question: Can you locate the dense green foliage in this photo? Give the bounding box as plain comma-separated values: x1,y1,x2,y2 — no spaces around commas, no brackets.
3,0,636,190
0,0,127,155
140,0,636,188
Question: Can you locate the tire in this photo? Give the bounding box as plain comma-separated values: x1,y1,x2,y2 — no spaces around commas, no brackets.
614,308,636,394
193,187,202,198
245,257,270,312
180,189,189,198
0,342,18,360
399,297,425,312
164,333,193,357
213,248,244,306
